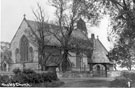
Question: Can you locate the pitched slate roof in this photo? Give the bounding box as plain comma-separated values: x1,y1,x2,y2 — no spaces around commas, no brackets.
25,19,92,50
26,19,88,39
90,37,111,64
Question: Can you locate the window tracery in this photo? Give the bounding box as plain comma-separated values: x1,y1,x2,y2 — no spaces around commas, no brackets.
20,35,29,62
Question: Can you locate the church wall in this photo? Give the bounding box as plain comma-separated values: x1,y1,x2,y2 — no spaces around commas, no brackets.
10,20,29,63
68,52,89,71
10,20,39,71
10,63,23,71
82,55,89,71
82,54,89,67
9,19,90,72
68,52,76,67
25,63,39,70
81,54,89,71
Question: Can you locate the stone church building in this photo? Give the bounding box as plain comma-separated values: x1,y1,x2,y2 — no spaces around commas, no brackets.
2,16,113,75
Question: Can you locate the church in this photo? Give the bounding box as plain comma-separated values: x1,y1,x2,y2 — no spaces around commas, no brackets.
1,15,113,76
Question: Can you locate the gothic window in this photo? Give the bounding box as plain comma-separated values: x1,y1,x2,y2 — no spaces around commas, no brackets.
20,35,29,62
2,63,7,71
2,62,9,71
29,47,33,62
15,48,20,62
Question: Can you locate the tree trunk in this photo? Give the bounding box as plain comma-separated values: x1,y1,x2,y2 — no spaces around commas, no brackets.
114,64,117,71
38,48,46,71
128,58,132,71
128,65,132,71
61,49,70,72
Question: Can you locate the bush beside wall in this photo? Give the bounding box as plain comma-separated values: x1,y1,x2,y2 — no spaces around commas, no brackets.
110,71,135,87
0,68,59,87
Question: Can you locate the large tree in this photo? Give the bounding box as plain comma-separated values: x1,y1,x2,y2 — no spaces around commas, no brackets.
103,0,135,70
27,0,104,72
49,0,101,72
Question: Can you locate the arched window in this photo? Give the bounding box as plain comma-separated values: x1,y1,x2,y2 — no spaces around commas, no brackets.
29,47,33,62
20,35,29,62
2,61,9,71
15,48,20,62
3,63,7,71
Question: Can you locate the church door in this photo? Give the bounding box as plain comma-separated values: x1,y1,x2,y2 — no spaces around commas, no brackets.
20,35,29,62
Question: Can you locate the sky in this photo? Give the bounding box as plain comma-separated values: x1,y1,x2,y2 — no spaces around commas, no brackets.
1,0,113,50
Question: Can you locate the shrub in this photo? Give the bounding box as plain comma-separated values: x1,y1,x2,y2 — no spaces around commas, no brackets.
25,73,43,83
130,72,135,81
121,71,130,78
121,71,135,81
41,73,50,82
12,72,41,84
48,72,58,81
1,68,59,87
13,68,22,75
110,71,135,87
110,77,127,87
22,69,36,74
0,75,10,83
12,73,26,83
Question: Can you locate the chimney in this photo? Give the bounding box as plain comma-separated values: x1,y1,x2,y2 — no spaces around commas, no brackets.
91,33,95,49
91,33,95,39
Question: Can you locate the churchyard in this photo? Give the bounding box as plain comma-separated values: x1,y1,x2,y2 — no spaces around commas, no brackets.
1,0,135,87
0,69,135,87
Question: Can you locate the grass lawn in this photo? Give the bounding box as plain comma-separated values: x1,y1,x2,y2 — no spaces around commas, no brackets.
62,79,111,87
78,79,111,87
61,78,135,87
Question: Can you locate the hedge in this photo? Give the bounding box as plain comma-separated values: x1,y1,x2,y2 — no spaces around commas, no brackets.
0,68,58,87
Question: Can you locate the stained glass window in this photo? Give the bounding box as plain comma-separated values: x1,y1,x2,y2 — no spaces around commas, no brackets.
20,35,29,62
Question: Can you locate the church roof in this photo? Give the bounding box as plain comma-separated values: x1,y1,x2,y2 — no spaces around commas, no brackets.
90,37,112,64
25,19,92,50
26,20,61,46
26,19,88,40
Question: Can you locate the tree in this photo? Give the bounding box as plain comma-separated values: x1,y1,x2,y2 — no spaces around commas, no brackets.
49,0,101,72
107,45,135,70
26,3,54,71
27,0,103,72
0,42,12,71
107,48,118,70
102,0,135,70
49,0,83,72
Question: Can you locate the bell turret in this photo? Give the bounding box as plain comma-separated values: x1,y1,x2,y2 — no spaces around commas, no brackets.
77,18,88,36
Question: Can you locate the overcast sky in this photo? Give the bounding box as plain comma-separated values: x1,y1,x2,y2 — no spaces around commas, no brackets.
1,0,113,50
